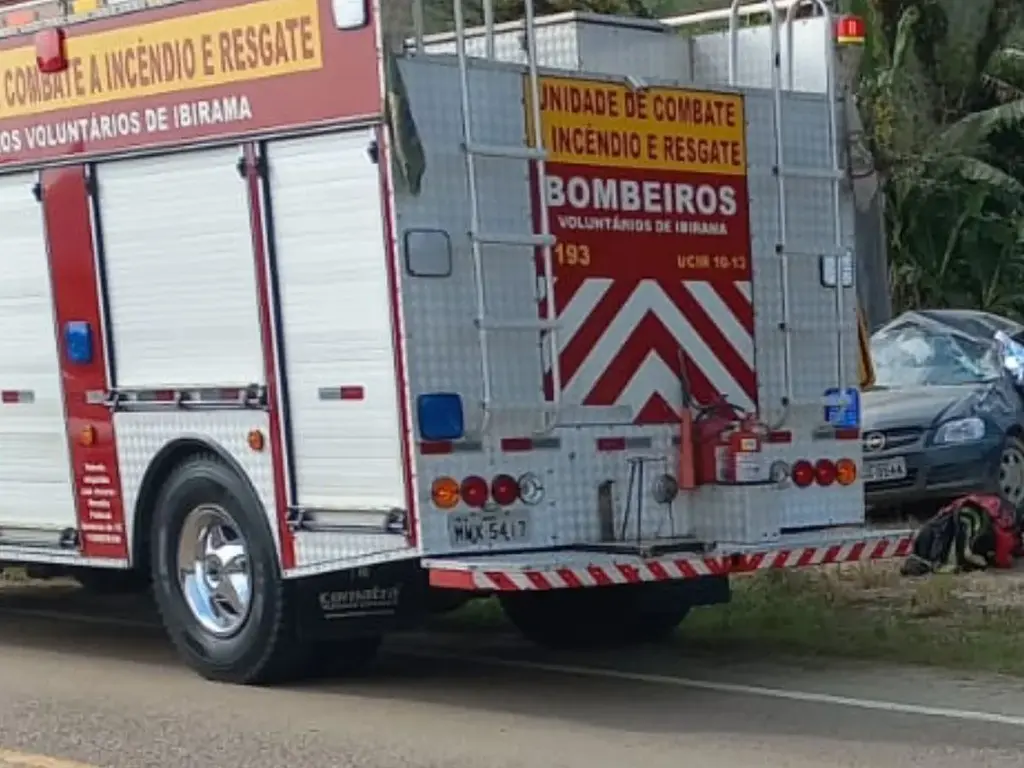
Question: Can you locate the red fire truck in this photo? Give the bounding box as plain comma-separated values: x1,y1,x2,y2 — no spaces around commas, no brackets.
0,0,908,685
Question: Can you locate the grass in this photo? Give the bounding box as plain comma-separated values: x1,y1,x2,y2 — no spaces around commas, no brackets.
445,563,1024,675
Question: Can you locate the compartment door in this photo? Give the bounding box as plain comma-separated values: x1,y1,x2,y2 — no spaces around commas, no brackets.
0,172,78,533
265,130,405,511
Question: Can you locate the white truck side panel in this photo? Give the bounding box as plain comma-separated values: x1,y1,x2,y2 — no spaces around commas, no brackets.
0,172,77,532
396,58,544,437
116,410,280,559
98,147,265,388
266,130,405,512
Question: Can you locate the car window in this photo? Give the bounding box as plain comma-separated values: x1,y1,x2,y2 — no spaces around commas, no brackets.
871,326,1003,387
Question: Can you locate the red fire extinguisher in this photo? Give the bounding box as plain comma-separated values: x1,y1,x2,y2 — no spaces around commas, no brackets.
693,400,740,486
715,414,766,485
695,412,731,486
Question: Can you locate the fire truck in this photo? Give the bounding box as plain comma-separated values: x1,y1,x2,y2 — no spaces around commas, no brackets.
0,0,910,684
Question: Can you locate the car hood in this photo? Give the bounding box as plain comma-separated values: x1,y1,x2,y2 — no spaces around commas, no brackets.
861,384,990,431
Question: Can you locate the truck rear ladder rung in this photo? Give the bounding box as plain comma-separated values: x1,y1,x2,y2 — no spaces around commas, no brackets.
475,318,558,332
454,0,561,436
472,231,555,248
464,142,547,161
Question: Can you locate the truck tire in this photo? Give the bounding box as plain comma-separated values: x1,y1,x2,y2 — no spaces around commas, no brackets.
499,582,691,650
150,453,303,684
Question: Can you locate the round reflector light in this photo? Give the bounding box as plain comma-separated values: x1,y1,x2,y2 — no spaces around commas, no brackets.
491,474,519,506
517,472,545,505
461,475,489,508
815,458,837,486
431,476,460,509
836,457,857,486
791,460,814,488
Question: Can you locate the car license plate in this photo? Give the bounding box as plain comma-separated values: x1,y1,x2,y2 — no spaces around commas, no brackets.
863,456,907,483
448,509,530,547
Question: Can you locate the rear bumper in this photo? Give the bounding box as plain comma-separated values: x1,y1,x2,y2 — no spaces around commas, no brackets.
424,530,914,592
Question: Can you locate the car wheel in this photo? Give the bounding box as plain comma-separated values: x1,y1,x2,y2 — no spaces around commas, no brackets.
999,436,1024,511
150,453,303,685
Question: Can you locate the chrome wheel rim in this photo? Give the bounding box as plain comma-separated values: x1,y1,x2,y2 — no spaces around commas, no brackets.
177,504,252,637
1000,445,1024,507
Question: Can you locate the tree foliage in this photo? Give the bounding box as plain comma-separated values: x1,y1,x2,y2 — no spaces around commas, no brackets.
848,0,1024,318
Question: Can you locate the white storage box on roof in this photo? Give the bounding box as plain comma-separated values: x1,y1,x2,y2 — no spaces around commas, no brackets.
420,11,693,84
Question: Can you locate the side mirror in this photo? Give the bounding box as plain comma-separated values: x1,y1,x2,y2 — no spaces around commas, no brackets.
332,0,368,30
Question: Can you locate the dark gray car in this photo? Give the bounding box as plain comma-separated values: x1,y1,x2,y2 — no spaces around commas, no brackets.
863,310,1024,516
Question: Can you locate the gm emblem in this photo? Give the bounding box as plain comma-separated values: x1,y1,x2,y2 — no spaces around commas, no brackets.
863,432,886,452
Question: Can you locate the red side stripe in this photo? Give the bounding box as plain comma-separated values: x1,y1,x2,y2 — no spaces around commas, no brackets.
244,146,295,570
596,437,626,452
41,165,128,560
420,441,453,455
428,568,475,590
500,437,533,452
339,385,365,400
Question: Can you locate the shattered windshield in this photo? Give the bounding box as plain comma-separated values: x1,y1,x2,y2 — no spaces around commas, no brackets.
871,323,1003,387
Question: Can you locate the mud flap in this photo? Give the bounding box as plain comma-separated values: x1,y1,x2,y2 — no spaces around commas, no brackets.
666,573,731,608
290,558,429,641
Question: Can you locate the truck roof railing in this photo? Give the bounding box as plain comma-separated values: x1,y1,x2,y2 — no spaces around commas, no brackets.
0,0,69,27
0,0,191,34
659,0,815,27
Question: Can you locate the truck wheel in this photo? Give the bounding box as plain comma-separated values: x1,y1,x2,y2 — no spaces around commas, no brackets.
499,583,691,650
150,454,302,685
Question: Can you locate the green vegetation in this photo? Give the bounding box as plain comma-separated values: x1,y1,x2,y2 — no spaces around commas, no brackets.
446,565,1024,675
853,0,1024,318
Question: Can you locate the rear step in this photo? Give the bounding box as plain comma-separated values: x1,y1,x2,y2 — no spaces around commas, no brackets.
424,530,915,591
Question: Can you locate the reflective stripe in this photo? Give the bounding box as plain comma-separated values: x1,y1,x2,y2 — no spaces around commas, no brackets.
0,390,34,404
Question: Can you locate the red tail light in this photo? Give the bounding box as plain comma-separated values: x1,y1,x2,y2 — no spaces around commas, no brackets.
815,458,837,486
491,474,519,506
791,460,814,487
460,476,488,508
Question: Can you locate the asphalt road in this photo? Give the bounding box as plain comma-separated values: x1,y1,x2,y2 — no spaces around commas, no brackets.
0,586,1023,768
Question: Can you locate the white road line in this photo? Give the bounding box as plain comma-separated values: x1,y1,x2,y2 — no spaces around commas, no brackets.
6,607,1024,728
407,651,1024,728
0,748,99,768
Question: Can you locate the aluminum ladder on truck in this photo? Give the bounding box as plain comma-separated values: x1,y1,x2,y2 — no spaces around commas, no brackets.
451,0,562,436
667,0,848,429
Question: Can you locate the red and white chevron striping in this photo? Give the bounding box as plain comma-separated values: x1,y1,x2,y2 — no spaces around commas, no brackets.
543,276,756,424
